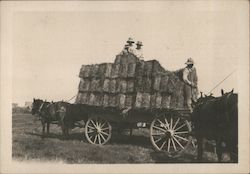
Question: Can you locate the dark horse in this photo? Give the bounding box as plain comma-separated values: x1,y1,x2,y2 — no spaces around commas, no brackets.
32,98,63,138
191,89,238,162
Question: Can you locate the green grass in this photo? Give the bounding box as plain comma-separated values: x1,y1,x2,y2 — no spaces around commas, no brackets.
12,113,227,163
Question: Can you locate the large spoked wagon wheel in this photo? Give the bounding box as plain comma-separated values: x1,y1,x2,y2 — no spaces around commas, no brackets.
150,111,192,157
85,117,112,145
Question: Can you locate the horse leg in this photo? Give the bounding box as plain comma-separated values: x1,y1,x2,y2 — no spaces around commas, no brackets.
216,140,223,162
129,128,133,137
41,121,45,138
197,136,203,162
46,122,50,136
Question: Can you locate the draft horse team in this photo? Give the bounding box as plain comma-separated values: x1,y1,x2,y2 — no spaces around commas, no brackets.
32,88,238,162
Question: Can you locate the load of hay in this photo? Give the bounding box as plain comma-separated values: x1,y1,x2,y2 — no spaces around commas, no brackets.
76,53,191,110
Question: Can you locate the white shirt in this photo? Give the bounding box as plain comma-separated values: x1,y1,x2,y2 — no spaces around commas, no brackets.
134,48,144,59
183,67,192,85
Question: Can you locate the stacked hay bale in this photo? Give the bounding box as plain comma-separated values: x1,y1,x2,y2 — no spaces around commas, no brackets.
75,53,188,110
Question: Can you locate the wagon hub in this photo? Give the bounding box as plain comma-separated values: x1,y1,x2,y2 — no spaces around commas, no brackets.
166,129,174,138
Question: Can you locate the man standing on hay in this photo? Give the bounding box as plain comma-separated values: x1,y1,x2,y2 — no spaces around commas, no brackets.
134,41,144,59
182,58,198,111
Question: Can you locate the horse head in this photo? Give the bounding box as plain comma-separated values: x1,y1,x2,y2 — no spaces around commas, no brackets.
32,98,44,115
192,92,215,109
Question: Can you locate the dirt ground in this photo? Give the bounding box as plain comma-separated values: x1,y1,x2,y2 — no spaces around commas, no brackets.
12,113,231,164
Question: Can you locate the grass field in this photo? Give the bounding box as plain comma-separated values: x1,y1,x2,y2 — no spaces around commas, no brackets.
12,113,228,163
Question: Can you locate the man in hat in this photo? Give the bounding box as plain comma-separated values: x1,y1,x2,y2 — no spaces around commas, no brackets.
182,58,198,111
134,41,144,59
126,37,135,54
119,37,135,55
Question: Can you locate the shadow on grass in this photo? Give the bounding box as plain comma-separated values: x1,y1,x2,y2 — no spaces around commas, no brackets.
150,151,197,163
26,129,152,148
26,132,88,142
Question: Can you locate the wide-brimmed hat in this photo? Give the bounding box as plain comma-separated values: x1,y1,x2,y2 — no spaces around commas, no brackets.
127,37,135,43
185,58,194,65
136,41,143,46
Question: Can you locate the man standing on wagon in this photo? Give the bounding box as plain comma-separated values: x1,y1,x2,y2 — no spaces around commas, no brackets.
182,58,198,111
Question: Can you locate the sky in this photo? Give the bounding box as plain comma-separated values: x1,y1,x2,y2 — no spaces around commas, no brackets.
11,1,248,106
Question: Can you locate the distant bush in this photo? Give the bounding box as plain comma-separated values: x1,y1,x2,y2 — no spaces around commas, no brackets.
12,107,31,114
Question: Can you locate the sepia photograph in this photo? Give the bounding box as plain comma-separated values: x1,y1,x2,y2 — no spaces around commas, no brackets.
0,0,249,173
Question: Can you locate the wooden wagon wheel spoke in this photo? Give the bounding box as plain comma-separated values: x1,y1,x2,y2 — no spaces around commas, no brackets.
174,122,187,131
156,119,167,129
152,132,165,136
99,132,106,141
100,121,107,129
153,125,166,132
174,131,189,135
159,140,167,150
93,135,98,144
100,130,109,136
167,139,171,152
97,134,101,145
172,136,185,149
171,138,177,151
101,127,110,131
154,137,163,143
164,118,170,129
87,125,95,130
174,134,189,142
90,120,97,128
172,118,180,130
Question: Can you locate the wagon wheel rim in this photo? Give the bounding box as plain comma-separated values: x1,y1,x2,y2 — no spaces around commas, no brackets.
150,113,192,156
85,117,112,145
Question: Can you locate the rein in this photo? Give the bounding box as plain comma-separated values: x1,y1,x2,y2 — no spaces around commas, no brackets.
38,102,44,114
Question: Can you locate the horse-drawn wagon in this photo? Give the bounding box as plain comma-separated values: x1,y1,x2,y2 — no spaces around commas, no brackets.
72,53,196,157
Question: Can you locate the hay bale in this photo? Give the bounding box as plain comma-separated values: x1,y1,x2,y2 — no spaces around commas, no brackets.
135,92,143,108
103,94,109,107
111,64,120,78
75,92,82,103
160,74,169,92
80,92,90,104
126,80,134,93
78,78,90,92
117,94,126,108
125,94,134,108
105,63,112,78
167,75,178,94
108,94,117,107
135,61,145,77
89,64,99,78
151,60,165,76
127,63,136,77
116,79,127,93
93,93,103,106
142,77,152,92
88,93,95,105
114,55,122,64
141,93,151,108
153,76,161,91
155,93,162,108
103,79,110,92
161,95,171,108
90,79,99,92
96,79,103,92
109,79,117,93
135,77,143,92
143,61,153,76
79,65,91,78
119,63,128,78
97,63,112,78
